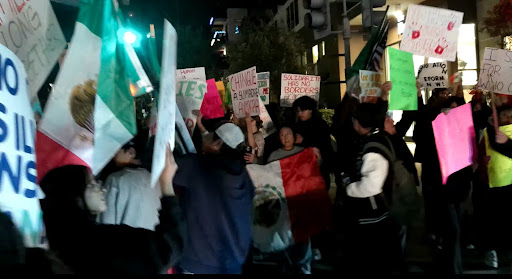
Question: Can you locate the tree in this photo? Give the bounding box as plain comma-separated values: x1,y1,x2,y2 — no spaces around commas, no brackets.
227,13,306,103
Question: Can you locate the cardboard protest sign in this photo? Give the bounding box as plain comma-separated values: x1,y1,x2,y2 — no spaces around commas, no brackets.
432,104,477,184
176,80,206,135
280,73,321,107
176,67,206,82
216,81,226,106
258,72,270,105
200,79,225,120
485,125,512,188
386,48,418,111
359,70,382,103
417,62,448,89
0,0,66,104
0,43,45,247
259,98,276,138
151,19,177,187
401,5,463,62
478,48,512,95
229,66,260,118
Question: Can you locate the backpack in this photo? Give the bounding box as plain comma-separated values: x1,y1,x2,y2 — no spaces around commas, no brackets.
363,136,421,225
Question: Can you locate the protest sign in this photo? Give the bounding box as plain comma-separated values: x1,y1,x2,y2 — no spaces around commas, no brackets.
478,48,512,95
432,104,477,184
280,73,321,107
176,67,206,82
359,70,382,103
258,72,270,105
401,5,463,61
176,80,206,135
0,43,45,247
485,125,512,188
151,20,177,187
229,66,260,118
259,98,276,138
417,62,448,89
216,81,226,106
200,79,225,120
0,0,66,103
386,47,417,111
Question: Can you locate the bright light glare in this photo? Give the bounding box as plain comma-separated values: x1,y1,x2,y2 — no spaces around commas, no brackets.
210,17,214,25
124,31,137,44
210,39,215,46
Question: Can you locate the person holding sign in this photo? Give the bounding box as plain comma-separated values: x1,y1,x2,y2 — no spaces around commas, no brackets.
39,149,185,275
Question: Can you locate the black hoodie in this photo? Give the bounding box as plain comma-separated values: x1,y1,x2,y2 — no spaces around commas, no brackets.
39,165,185,275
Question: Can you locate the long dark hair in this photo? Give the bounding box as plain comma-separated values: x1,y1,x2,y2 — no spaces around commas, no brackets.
291,96,321,122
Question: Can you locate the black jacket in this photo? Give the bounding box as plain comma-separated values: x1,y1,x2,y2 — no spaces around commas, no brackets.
39,165,185,275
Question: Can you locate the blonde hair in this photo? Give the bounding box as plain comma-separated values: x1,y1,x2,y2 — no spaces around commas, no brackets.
70,80,97,133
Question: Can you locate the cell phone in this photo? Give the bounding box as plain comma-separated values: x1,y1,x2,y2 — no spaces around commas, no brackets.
245,146,252,154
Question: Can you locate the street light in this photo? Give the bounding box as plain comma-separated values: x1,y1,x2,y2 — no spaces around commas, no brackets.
124,31,137,44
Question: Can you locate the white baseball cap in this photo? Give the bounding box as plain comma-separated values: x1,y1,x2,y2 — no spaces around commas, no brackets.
215,123,245,149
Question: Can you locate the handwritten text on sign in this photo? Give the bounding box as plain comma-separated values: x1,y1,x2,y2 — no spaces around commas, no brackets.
387,47,417,111
229,66,259,118
0,0,66,102
359,70,382,102
280,73,321,107
0,43,44,247
401,5,463,62
257,72,270,105
176,80,206,134
417,62,448,89
478,48,512,95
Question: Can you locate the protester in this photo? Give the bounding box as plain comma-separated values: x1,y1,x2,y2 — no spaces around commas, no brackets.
39,149,184,275
235,113,265,164
98,139,161,231
342,102,402,274
172,122,254,274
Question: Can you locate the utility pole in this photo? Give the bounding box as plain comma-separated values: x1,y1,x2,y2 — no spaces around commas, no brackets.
342,0,351,79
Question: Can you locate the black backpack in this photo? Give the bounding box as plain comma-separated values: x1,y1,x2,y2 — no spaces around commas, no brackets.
363,136,421,225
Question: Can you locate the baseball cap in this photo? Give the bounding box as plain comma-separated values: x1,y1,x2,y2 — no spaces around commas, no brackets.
215,123,245,149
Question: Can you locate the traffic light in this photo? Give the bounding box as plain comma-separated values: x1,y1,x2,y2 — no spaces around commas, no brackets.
304,0,331,40
361,0,386,29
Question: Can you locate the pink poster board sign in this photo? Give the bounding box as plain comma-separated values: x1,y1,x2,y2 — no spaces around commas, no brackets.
200,79,225,119
432,103,477,184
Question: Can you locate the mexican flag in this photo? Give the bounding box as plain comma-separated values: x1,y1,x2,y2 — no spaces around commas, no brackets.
37,0,151,181
246,148,331,251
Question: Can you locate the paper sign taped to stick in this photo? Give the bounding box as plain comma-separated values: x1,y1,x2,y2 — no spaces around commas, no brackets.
432,103,477,185
417,62,448,89
229,66,260,118
176,79,206,135
485,125,512,188
401,4,463,62
280,73,321,107
176,67,206,82
386,47,418,110
0,0,67,103
151,20,177,187
478,48,512,95
0,43,45,247
200,79,225,120
258,72,270,105
359,70,382,103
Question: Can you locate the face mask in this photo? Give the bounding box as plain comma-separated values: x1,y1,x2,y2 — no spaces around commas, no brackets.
84,180,107,214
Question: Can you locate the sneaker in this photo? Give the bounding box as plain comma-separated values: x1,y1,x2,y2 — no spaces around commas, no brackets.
484,250,498,269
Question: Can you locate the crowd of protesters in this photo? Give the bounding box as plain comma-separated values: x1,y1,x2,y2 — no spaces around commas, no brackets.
2,73,512,276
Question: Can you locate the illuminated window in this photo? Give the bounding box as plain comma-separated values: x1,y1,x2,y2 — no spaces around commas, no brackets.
505,35,512,51
457,23,477,86
321,41,326,56
312,45,319,64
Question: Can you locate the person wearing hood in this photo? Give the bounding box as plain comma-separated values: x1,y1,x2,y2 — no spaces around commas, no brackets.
39,149,185,275
98,138,162,231
172,122,254,274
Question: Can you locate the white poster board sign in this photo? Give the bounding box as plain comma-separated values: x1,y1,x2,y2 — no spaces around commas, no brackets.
359,70,382,101
0,43,45,247
151,20,177,187
229,66,259,118
259,98,276,138
401,4,463,62
280,73,321,107
176,67,206,82
257,72,270,105
417,62,448,89
478,48,512,95
0,0,67,102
